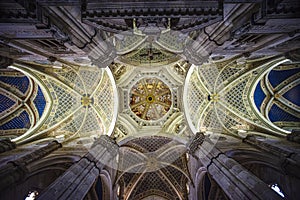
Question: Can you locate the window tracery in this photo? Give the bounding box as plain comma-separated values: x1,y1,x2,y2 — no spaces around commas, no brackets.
116,136,190,200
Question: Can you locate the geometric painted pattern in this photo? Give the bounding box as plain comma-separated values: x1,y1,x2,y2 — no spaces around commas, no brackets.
0,94,15,114
33,86,46,118
9,63,117,146
117,136,190,200
184,56,293,136
254,65,300,128
0,75,29,94
0,71,35,137
0,110,31,130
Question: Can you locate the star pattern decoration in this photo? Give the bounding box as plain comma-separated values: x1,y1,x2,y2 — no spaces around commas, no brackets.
130,78,172,121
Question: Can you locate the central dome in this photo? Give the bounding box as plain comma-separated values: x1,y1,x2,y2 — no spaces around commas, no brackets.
129,77,172,121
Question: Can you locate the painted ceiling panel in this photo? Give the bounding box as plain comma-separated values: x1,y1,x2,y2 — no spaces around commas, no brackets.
131,172,176,199
268,103,299,122
268,67,300,88
0,94,16,114
0,110,31,130
254,81,266,111
282,84,300,107
33,86,46,118
0,75,29,94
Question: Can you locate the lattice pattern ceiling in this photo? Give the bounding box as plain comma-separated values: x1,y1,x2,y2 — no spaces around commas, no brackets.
3,63,118,146
184,56,294,136
116,136,190,200
120,42,179,67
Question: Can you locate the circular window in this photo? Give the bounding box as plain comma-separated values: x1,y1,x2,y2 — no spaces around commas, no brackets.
129,78,172,120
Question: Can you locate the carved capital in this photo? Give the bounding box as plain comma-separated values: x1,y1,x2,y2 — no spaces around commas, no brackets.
0,139,16,153
188,132,205,155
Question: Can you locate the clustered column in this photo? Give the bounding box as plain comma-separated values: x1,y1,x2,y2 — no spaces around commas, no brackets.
37,135,119,200
189,132,282,200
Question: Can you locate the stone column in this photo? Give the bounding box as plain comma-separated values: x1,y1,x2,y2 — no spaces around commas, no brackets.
46,6,116,68
243,134,300,179
188,132,206,155
37,135,119,200
192,134,282,200
183,38,210,66
0,140,61,191
0,139,16,154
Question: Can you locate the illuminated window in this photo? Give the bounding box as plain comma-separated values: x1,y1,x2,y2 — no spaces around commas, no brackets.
25,191,38,200
270,184,285,198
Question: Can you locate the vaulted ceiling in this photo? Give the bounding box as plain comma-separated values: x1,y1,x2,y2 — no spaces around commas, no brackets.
0,1,299,200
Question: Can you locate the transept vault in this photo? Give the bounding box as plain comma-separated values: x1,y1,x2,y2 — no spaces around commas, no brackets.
0,1,299,200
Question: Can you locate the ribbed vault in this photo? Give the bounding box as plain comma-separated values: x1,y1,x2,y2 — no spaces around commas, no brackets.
184,56,294,137
116,136,191,200
1,61,118,146
0,69,48,139
254,63,300,130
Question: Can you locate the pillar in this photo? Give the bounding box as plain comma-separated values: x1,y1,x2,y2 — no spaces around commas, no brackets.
191,134,282,200
37,135,119,200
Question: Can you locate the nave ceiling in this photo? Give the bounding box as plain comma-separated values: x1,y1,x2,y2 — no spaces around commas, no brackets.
0,1,299,200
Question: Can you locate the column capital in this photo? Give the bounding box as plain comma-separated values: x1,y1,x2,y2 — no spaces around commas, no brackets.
0,139,16,153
